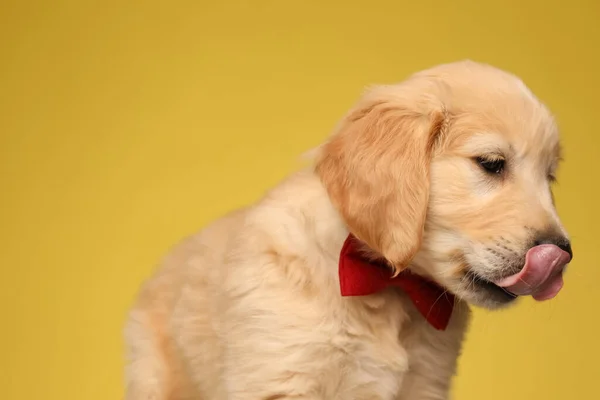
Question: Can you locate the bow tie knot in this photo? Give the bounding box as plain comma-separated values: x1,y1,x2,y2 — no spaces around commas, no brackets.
338,234,455,331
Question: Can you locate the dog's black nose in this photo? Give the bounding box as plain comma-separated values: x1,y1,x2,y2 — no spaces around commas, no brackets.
534,235,573,261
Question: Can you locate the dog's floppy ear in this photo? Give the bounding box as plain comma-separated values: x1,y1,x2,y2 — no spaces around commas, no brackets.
315,83,446,273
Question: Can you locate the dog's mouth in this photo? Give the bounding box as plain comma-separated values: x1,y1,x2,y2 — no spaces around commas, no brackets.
464,270,518,303
463,244,572,304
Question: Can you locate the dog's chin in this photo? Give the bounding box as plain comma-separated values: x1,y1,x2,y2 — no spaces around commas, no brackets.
452,270,519,310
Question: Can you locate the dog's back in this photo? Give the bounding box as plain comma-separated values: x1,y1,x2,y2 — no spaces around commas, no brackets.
124,208,247,399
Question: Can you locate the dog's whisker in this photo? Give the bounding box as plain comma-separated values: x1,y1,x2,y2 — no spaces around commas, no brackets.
426,290,450,321
518,277,532,288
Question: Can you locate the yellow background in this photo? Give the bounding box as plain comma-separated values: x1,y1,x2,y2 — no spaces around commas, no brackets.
1,1,598,399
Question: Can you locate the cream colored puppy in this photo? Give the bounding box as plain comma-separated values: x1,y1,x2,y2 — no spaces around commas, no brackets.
124,60,573,400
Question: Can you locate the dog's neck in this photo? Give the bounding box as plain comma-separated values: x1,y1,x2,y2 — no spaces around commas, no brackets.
256,168,469,330
263,168,412,281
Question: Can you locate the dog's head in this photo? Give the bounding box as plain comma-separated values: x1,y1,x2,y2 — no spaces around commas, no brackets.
315,60,572,309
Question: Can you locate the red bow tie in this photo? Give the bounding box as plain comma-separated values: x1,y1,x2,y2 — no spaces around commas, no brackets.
338,234,455,331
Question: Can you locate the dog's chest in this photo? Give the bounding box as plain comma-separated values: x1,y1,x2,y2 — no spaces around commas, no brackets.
325,292,410,398
330,292,466,400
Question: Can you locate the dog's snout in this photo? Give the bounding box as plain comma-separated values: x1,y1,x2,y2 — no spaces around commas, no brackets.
534,235,573,261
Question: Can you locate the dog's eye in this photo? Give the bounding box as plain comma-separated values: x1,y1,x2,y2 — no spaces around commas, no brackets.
476,157,505,175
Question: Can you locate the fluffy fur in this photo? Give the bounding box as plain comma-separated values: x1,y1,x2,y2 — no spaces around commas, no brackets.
124,60,569,399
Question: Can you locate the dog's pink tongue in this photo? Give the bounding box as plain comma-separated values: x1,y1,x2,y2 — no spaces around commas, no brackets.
495,245,571,301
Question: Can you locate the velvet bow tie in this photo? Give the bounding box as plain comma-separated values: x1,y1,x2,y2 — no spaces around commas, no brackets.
338,234,455,331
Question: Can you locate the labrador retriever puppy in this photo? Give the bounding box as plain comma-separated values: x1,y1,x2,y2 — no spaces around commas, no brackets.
124,60,573,400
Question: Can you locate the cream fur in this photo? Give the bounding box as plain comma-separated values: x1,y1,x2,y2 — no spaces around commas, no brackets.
124,60,568,399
